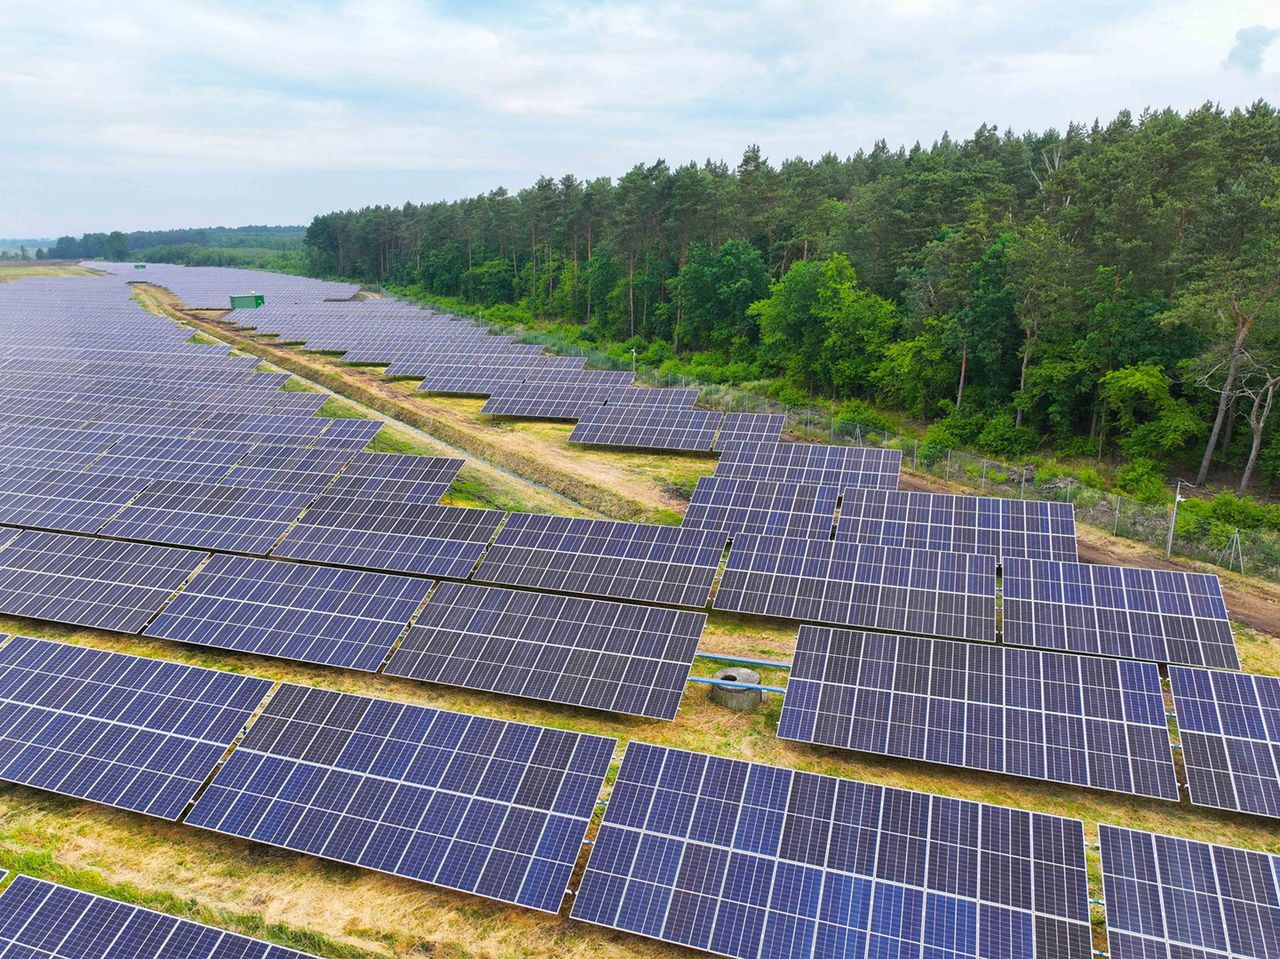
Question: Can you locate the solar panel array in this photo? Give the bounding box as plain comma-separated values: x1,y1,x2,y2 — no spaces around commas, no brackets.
681,477,839,538
218,443,355,494
386,581,705,719
836,490,1079,562
100,480,314,554
574,742,1093,959
474,513,728,607
0,466,149,534
0,529,207,633
714,440,902,489
714,534,997,642
323,451,464,505
1169,666,1280,819
0,875,325,959
779,626,1179,799
712,412,786,447
1003,559,1238,668
1100,825,1280,959
0,635,271,820
187,684,617,912
144,554,433,671
570,405,724,451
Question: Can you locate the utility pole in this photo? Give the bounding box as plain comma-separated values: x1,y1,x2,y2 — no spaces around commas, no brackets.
1165,480,1185,558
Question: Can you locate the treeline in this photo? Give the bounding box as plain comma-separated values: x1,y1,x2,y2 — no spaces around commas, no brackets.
227,107,1280,489
42,225,305,261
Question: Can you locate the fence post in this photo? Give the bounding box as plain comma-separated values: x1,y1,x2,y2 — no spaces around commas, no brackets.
914,439,919,470
1114,494,1121,535
946,449,952,480
981,460,987,492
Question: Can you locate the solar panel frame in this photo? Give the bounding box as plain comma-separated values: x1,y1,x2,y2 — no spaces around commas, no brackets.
1169,666,1280,819
714,441,902,490
186,683,617,913
143,554,433,671
322,452,464,505
0,635,272,820
712,412,785,448
0,875,324,958
570,406,724,452
681,477,838,538
779,626,1179,800
1099,824,1280,959
385,581,705,719
714,535,997,642
0,467,150,534
573,741,1093,959
1002,558,1239,669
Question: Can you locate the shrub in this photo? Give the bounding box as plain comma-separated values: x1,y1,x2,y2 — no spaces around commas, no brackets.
975,413,1039,458
1114,458,1170,504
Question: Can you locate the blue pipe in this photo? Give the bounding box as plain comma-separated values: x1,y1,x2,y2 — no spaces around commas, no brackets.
688,676,787,694
695,652,792,670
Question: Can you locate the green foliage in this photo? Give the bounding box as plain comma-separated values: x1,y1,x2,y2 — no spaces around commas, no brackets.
1099,364,1203,458
975,412,1040,458
1114,458,1172,504
833,399,894,435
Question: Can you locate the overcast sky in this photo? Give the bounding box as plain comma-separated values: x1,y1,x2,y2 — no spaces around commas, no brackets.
2,0,1277,238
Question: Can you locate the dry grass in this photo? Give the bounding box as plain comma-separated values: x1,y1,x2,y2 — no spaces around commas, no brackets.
0,263,99,281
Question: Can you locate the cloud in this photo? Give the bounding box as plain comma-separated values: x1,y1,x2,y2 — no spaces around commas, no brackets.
1225,24,1278,74
1,0,1277,235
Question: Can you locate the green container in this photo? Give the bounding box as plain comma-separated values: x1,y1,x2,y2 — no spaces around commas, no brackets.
229,293,265,309
132,263,146,270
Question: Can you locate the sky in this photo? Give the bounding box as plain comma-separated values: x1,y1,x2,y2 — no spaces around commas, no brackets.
1,0,1278,238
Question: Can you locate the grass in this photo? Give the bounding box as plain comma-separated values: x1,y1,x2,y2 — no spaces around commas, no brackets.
317,397,368,419
0,263,98,281
281,377,320,392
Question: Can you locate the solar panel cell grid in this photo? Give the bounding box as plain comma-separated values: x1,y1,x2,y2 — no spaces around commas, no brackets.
570,406,723,451
0,635,272,820
779,626,1179,800
385,582,705,719
218,443,355,495
323,452,464,505
1100,825,1280,959
1002,559,1239,668
573,742,1093,959
0,529,208,633
473,513,728,608
714,535,997,642
0,467,149,534
714,441,902,490
186,684,617,912
1169,666,1280,819
0,875,325,959
681,477,838,538
144,554,433,671
712,412,785,448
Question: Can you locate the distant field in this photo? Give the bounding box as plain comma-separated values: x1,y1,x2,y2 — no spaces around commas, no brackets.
0,262,98,281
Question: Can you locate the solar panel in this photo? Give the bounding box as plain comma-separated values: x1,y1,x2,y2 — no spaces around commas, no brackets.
473,513,728,608
270,496,503,578
100,480,313,554
1002,559,1238,668
85,435,253,484
322,451,464,505
573,742,1093,959
780,626,1179,800
836,490,1079,562
144,554,433,671
714,441,901,489
681,477,838,538
0,875,323,959
714,535,997,642
1169,666,1280,819
385,581,705,719
0,466,149,534
1099,824,1280,959
608,387,700,407
186,683,616,912
218,443,355,495
0,530,207,633
570,406,723,451
317,417,383,448
0,635,271,819
713,412,785,447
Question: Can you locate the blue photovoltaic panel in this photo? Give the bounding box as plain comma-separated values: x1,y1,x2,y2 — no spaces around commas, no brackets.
316,417,383,448
713,412,785,448
322,451,464,505
1100,825,1280,959
573,742,1093,959
0,466,149,534
270,496,503,578
473,513,728,608
144,554,432,671
385,581,705,719
186,684,616,912
0,635,271,820
1002,558,1239,669
218,443,355,495
714,534,997,642
570,406,723,451
85,435,254,484
779,626,1178,800
836,490,1079,563
100,480,314,554
608,387,700,407
1169,666,1280,819
714,441,901,490
681,477,838,538
0,875,323,958
0,530,208,633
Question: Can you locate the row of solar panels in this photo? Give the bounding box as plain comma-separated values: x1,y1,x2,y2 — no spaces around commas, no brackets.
6,634,1278,959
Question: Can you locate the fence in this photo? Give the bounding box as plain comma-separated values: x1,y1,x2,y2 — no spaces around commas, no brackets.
402,290,1280,584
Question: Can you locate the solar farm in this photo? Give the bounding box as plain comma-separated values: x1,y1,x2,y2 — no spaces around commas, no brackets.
0,262,1277,959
